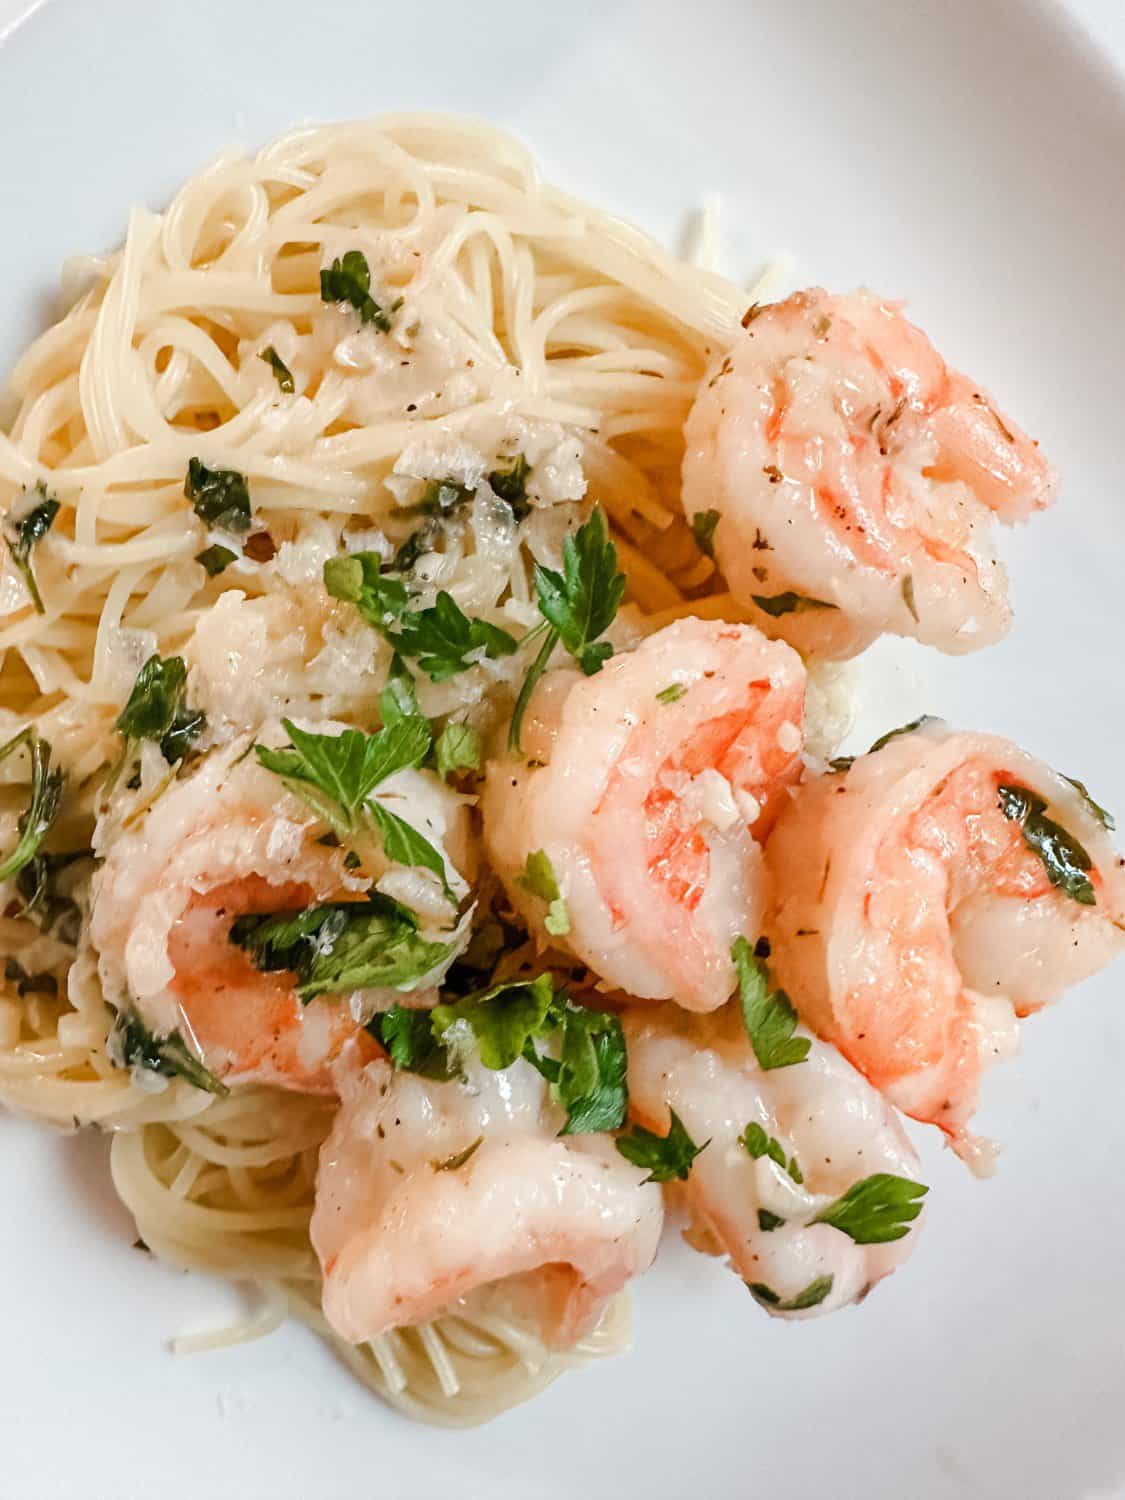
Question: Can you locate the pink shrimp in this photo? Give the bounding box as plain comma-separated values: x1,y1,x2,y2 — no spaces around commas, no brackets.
683,289,1056,659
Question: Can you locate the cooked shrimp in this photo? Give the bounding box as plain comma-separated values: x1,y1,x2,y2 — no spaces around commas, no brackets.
683,289,1056,659
310,1045,663,1348
622,1004,923,1315
89,722,472,1093
483,618,805,1011
765,719,1125,1159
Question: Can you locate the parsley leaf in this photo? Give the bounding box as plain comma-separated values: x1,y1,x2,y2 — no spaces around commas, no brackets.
691,508,720,558
15,849,90,944
231,893,452,1000
0,728,64,883
379,655,422,727
259,345,295,393
111,1009,228,1096
488,454,532,521
740,1121,802,1183
997,782,1096,906
184,458,252,534
509,507,625,752
748,1275,834,1312
368,801,456,902
656,683,687,705
868,714,938,754
535,507,625,675
519,850,570,937
432,973,556,1071
435,722,481,779
615,1109,707,1183
546,1001,628,1135
812,1172,928,1243
115,655,206,766
255,717,430,836
751,592,837,617
324,553,410,628
732,936,810,1070
433,1137,483,1171
390,591,519,682
1062,774,1115,832
757,1209,785,1232
195,543,238,576
5,482,59,614
366,1003,457,1080
320,250,391,331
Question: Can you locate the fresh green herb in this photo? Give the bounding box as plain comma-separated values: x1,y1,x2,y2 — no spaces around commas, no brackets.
391,523,437,574
732,936,810,1071
231,893,452,1000
432,973,556,1070
751,592,837,617
868,714,937,754
488,454,532,521
419,478,475,515
757,1209,785,1232
748,1275,833,1312
519,850,570,937
255,717,430,836
324,553,410,629
615,1109,707,1184
389,591,519,682
691,508,720,558
1061,774,1115,832
740,1121,802,1183
259,346,295,393
368,801,457,903
509,508,625,751
902,573,919,622
367,1004,457,1080
15,849,90,944
812,1172,928,1243
4,957,58,998
432,1137,483,1172
195,543,238,577
184,458,251,534
111,1009,228,1095
656,683,687,706
435,722,481,779
997,783,1096,906
827,756,855,773
5,482,59,614
539,1001,628,1136
0,728,64,883
116,655,206,766
379,655,422,727
319,250,391,331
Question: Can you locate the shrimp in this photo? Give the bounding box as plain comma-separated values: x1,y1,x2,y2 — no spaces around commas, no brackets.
765,718,1125,1160
310,1045,663,1348
622,1004,923,1316
89,722,472,1093
483,618,805,1012
682,289,1056,659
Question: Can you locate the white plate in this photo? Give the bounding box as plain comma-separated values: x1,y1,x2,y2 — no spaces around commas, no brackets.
2,2,1125,1496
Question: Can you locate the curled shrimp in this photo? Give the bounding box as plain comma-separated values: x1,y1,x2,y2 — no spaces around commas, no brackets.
622,1004,923,1316
310,1046,663,1348
683,289,1056,659
483,618,805,1012
765,718,1125,1162
89,723,471,1093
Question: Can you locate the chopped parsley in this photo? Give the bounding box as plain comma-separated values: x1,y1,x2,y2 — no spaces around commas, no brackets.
732,936,810,1071
15,849,90,944
5,481,59,614
111,1009,228,1096
231,893,452,1000
184,458,252,533
615,1109,708,1183
997,782,1096,906
367,1004,457,1080
1061,773,1115,831
757,1209,785,1232
868,714,937,754
320,250,391,331
0,728,64,883
432,973,556,1070
487,454,532,521
435,722,481,780
419,478,475,516
812,1172,928,1243
116,655,206,766
750,592,837,617
379,655,422,727
509,507,625,751
195,543,238,576
691,508,720,558
748,1274,833,1312
519,850,570,937
259,345,295,393
432,1137,483,1172
740,1121,802,1183
656,683,687,705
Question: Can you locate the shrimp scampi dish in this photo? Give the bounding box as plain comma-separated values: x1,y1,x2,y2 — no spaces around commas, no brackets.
0,114,1117,1427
